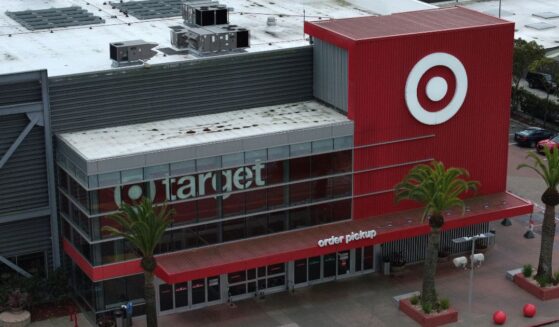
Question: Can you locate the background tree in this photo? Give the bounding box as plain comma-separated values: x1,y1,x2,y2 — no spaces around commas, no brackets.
529,57,559,127
395,161,478,308
512,38,545,110
518,147,559,281
103,198,173,327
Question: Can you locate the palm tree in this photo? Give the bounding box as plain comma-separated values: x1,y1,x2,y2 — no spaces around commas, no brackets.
518,147,559,280
395,161,478,308
103,198,173,327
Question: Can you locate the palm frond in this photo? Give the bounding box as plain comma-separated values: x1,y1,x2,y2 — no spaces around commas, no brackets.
394,161,478,223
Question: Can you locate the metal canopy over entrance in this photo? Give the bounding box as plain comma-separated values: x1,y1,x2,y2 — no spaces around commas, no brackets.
153,191,531,284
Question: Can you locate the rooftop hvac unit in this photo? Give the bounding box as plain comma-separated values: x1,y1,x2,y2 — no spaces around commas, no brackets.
109,40,158,64
182,2,229,26
170,25,249,54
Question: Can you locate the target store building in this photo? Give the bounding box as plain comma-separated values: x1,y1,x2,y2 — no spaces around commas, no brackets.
0,5,533,320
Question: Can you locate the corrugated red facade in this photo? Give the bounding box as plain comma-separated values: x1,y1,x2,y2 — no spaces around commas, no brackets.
306,6,515,218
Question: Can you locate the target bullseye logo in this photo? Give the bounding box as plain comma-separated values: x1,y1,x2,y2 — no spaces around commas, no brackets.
114,181,156,206
405,52,468,125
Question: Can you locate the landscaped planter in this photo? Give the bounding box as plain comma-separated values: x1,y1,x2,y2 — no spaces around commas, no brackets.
514,273,559,301
399,299,458,327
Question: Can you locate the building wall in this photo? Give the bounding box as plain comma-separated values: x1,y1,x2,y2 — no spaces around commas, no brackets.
0,71,59,269
313,39,348,112
348,24,514,218
49,47,314,133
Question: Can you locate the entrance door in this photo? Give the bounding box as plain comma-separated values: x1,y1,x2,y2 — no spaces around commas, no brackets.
337,251,351,276
159,284,173,312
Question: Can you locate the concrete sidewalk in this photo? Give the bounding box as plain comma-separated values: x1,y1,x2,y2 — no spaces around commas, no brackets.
124,218,559,327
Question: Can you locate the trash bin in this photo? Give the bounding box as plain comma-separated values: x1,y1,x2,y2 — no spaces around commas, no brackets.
114,309,124,327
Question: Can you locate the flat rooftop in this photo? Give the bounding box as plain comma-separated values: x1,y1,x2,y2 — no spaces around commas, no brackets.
58,100,351,162
0,0,432,77
462,0,559,49
305,6,511,42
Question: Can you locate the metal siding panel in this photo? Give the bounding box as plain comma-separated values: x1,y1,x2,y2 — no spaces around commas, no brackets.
49,47,314,133
0,216,52,261
0,114,49,215
313,39,348,112
0,81,42,106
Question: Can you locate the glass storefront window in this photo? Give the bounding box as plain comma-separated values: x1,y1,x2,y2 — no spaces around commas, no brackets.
144,165,169,180
196,157,221,172
222,218,245,242
170,160,195,176
159,284,173,311
245,149,267,164
95,187,119,213
121,168,143,184
312,139,333,153
288,207,310,230
267,212,286,233
207,276,220,302
197,198,218,221
334,136,353,149
289,157,310,181
323,253,336,278
245,190,266,213
290,142,311,157
58,168,69,192
222,191,245,218
246,215,267,237
191,279,205,305
174,282,189,308
267,145,289,161
222,153,244,168
98,172,120,187
289,181,310,205
170,201,197,225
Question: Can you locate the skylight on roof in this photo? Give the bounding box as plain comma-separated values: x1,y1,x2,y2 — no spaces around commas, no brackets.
6,6,105,30
110,0,182,20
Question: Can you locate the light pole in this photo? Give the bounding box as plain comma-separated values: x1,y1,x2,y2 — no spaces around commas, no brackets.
498,0,502,18
452,232,495,322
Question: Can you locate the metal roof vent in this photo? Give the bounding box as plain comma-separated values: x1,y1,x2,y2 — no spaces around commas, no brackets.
172,0,250,56
110,40,158,67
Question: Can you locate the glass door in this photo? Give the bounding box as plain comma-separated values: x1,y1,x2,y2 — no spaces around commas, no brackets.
337,251,351,276
158,284,173,312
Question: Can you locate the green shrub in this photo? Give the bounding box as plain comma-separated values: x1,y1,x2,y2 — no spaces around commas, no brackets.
410,294,419,305
439,298,450,310
422,302,432,314
553,272,559,286
523,264,533,278
535,275,551,287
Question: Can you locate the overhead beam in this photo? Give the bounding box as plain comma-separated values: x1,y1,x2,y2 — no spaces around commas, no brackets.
0,115,39,170
0,255,32,278
0,102,42,116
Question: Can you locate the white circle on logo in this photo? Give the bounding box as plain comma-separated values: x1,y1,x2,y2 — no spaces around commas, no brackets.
114,181,156,207
128,185,143,200
405,52,468,125
426,76,448,102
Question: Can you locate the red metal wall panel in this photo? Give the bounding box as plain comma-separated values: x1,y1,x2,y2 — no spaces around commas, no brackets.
353,136,434,171
345,24,514,219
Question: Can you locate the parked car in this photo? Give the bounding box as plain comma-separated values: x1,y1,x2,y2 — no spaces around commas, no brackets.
514,127,555,147
526,71,558,93
537,135,559,154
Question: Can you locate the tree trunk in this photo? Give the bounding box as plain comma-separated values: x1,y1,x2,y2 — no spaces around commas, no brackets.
422,227,441,307
537,203,556,280
144,268,158,327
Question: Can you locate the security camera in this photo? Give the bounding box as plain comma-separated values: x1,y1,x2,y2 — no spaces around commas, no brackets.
453,256,467,268
471,253,484,265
